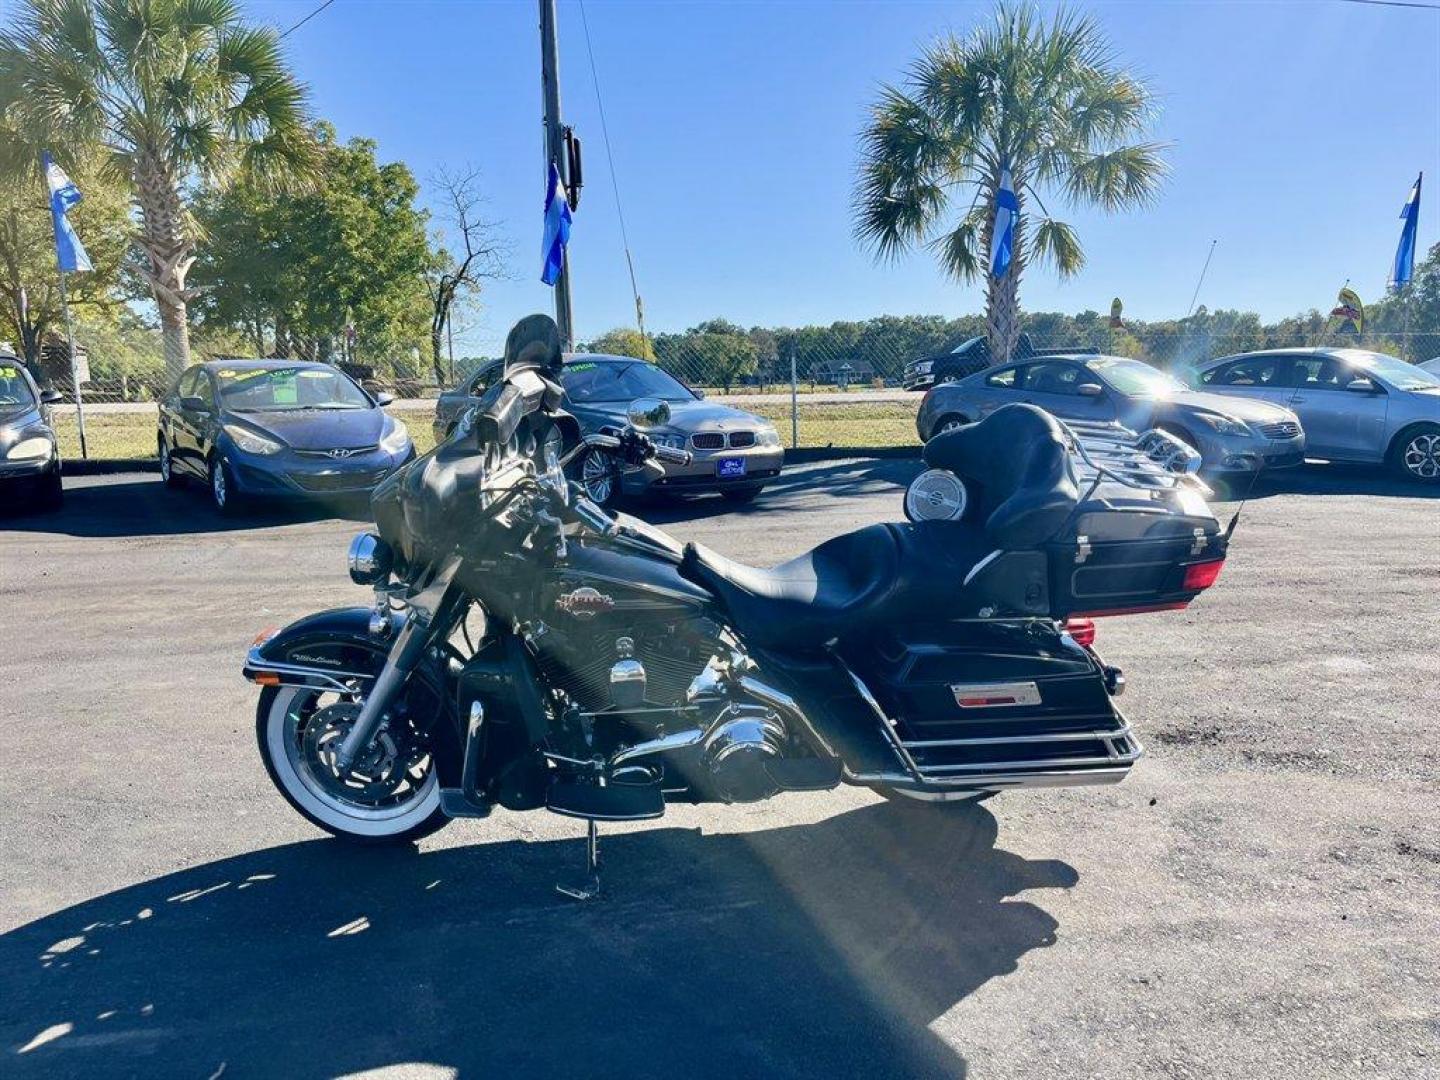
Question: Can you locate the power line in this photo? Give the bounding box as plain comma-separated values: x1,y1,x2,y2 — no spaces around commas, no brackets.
280,0,338,40
577,0,647,343
1335,0,1440,10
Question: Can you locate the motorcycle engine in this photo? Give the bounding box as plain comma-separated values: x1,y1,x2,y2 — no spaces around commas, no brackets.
532,617,716,715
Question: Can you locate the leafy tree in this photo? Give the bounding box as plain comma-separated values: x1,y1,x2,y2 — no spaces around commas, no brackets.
0,147,131,363
0,0,316,380
855,3,1167,362
654,320,758,391
583,326,654,360
193,128,432,371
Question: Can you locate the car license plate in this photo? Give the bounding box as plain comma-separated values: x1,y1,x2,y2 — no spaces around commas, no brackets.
716,457,746,479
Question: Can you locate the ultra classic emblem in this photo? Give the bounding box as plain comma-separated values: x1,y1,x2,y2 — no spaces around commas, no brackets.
555,587,615,619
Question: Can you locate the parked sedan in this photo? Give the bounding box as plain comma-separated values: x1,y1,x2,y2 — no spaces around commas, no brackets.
158,360,414,513
1191,348,1440,482
917,352,1306,475
0,355,64,510
435,354,784,503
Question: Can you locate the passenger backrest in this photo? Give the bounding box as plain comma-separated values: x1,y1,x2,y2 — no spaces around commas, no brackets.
922,403,1080,549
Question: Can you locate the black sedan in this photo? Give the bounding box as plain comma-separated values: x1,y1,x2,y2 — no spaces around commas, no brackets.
157,360,414,513
0,355,64,510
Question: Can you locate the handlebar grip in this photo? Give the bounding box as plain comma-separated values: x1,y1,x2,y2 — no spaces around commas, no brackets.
653,445,692,466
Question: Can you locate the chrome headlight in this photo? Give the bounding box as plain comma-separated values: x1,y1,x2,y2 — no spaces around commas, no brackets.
756,426,782,447
6,436,53,460
653,433,687,450
1194,413,1251,438
914,361,934,375
223,423,283,456
348,532,394,585
380,419,411,455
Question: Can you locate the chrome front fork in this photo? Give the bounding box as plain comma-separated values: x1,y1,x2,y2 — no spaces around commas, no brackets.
333,556,461,773
333,611,432,772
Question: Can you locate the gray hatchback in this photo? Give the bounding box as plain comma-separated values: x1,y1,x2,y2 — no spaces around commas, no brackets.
917,352,1306,475
1190,348,1440,482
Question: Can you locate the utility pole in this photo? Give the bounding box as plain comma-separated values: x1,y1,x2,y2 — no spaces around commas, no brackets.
540,0,574,350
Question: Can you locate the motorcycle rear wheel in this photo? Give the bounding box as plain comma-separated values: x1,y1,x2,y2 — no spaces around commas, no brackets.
256,685,451,844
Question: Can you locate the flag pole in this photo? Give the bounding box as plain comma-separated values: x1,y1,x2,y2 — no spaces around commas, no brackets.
56,270,87,459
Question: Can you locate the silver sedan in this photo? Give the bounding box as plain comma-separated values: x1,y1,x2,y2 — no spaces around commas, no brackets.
916,352,1306,475
1191,348,1440,482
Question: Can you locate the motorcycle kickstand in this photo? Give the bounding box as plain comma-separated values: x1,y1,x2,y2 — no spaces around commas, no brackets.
556,818,601,901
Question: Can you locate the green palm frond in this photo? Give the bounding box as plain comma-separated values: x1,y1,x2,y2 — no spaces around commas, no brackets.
1031,217,1084,277
1063,142,1167,212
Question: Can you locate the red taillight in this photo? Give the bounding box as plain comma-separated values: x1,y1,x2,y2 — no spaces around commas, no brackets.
1182,559,1225,591
1062,617,1096,647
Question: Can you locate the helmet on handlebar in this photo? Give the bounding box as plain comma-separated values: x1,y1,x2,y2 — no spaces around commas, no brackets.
503,314,564,378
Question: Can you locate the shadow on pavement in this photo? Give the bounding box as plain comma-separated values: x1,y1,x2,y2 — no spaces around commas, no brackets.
2,801,1076,1079
0,475,370,538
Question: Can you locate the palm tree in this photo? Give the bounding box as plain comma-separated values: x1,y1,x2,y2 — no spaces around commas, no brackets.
0,0,315,379
855,3,1167,363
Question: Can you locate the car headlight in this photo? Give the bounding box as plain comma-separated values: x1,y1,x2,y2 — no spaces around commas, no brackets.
756,426,782,447
914,361,934,375
653,433,687,450
380,419,411,455
221,424,283,456
1194,413,1251,437
6,436,52,461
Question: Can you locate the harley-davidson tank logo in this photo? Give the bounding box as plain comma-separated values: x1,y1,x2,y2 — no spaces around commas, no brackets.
555,587,615,619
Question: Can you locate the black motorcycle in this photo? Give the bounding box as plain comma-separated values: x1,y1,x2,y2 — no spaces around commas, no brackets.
245,316,1228,896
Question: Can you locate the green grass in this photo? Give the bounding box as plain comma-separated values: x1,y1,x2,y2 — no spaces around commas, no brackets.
50,401,920,462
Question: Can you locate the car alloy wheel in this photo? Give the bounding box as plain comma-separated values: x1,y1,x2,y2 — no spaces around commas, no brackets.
210,455,237,513
159,439,181,488
1402,433,1440,480
580,450,617,505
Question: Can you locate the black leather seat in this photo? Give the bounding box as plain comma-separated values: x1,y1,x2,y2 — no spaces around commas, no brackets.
681,522,994,650
678,405,1079,649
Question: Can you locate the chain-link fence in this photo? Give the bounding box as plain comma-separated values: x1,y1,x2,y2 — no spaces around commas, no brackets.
28,329,1436,462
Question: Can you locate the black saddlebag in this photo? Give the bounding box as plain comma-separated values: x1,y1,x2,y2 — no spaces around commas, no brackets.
848,620,1138,788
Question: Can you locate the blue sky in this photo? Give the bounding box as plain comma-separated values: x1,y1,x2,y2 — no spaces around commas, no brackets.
245,0,1440,355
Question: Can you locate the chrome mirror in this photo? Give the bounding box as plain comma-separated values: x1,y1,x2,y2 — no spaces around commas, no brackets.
626,397,671,430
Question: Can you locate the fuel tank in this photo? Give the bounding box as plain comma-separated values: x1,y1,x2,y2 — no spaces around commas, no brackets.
543,539,714,620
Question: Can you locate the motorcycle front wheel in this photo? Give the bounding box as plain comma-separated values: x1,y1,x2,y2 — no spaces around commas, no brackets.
256,684,451,844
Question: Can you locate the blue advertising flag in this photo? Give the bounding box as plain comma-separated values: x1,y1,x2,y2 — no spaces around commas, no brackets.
1391,173,1421,289
989,167,1018,280
43,151,93,273
541,161,572,286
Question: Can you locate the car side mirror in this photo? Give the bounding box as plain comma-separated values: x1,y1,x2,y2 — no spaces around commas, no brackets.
373,391,395,407
1077,383,1105,398
180,395,210,413
626,397,671,430
692,388,706,400
39,388,64,405
1346,378,1377,394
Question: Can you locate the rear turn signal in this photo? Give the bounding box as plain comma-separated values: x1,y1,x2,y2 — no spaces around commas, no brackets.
1062,617,1097,647
1181,559,1225,591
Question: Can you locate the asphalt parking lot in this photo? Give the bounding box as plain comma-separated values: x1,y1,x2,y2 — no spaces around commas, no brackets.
2,461,1438,1079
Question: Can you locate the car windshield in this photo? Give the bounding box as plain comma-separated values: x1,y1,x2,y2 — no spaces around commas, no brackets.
216,366,372,411
1338,350,1440,392
0,361,37,415
562,360,694,403
1086,357,1187,397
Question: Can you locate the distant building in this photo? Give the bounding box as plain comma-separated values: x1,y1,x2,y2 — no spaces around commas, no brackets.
808,357,876,385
